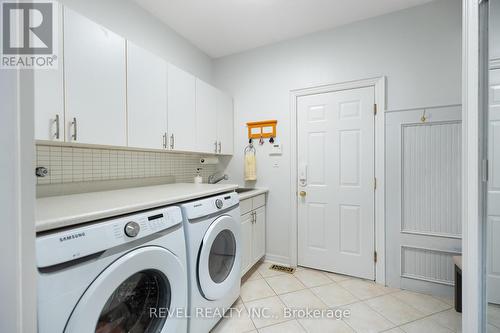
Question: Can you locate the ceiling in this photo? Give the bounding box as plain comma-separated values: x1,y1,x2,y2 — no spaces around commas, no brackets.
133,0,434,58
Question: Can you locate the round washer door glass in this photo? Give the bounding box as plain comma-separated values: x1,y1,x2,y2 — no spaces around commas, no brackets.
198,215,240,301
64,247,188,333
95,269,170,333
208,230,236,283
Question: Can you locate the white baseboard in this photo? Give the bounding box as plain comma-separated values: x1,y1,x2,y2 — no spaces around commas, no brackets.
263,254,291,266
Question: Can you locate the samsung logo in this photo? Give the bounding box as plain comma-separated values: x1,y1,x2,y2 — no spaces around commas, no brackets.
59,232,86,242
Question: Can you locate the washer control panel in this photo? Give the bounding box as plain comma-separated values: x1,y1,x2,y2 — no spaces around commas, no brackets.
215,199,224,209
124,221,140,237
36,206,182,268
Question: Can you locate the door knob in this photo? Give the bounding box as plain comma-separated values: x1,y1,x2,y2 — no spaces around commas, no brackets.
299,191,307,197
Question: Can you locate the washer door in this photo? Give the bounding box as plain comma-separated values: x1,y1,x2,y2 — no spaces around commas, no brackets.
65,246,186,333
198,215,240,300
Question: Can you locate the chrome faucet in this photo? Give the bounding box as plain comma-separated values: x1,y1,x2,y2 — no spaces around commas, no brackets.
208,173,229,184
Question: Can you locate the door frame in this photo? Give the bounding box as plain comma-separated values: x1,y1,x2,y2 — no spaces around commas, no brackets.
289,76,386,284
462,0,487,331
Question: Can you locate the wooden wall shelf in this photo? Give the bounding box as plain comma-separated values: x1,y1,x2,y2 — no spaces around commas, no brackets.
247,120,277,139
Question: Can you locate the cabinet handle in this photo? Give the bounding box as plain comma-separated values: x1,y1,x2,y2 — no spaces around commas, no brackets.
252,211,256,223
71,117,77,141
214,140,218,153
54,114,60,140
218,141,221,154
162,133,167,149
170,134,174,149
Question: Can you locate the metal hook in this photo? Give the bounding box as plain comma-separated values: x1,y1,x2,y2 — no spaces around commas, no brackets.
421,109,427,123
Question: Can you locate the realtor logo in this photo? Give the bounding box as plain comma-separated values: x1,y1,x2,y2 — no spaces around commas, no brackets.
1,0,58,69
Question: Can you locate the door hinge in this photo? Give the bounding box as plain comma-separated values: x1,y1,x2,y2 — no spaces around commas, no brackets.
374,251,378,263
374,177,377,190
373,104,377,116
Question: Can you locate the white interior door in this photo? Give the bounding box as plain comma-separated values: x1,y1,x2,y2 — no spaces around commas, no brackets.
297,86,375,280
385,106,462,295
488,69,500,304
127,41,168,149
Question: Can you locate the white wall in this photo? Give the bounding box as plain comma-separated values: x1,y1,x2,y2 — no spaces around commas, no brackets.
58,0,213,83
214,0,462,264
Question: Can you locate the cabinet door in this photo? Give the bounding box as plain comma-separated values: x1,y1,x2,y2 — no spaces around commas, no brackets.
241,212,254,276
34,5,63,141
127,42,167,149
252,206,266,263
216,90,234,155
64,8,126,146
195,79,217,153
167,65,196,152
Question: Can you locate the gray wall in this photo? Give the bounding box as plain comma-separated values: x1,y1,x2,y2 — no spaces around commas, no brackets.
213,0,462,264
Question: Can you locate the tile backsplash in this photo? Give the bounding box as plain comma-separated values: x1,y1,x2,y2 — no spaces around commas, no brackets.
36,145,217,185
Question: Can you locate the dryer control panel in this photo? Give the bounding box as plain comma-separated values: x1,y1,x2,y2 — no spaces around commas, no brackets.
181,192,239,220
36,206,182,268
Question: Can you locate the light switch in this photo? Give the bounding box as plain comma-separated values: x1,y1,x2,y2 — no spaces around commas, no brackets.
269,143,282,156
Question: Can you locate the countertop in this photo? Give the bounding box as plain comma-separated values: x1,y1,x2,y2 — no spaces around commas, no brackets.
36,183,238,233
237,188,269,201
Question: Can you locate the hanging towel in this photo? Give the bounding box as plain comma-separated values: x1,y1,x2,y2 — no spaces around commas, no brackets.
244,152,257,181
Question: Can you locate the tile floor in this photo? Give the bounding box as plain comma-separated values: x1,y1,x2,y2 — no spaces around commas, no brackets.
211,262,470,333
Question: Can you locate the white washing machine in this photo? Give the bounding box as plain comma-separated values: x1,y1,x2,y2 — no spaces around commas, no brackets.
37,206,188,333
179,192,241,333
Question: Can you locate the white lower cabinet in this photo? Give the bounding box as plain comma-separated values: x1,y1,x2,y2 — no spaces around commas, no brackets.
252,206,266,263
241,212,254,275
240,194,266,276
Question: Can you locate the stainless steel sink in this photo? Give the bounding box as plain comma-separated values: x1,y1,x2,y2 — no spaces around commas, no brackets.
235,188,255,194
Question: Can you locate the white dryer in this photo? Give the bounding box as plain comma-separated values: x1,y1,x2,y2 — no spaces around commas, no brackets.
179,192,241,333
37,206,188,333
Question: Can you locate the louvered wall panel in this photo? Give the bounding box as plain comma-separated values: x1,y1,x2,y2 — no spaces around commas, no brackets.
401,122,462,237
401,246,457,285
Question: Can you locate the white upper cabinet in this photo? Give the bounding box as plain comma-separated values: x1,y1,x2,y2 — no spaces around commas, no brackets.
34,6,63,142
195,79,218,154
34,7,234,155
168,64,196,152
216,90,234,155
63,8,126,146
127,41,168,150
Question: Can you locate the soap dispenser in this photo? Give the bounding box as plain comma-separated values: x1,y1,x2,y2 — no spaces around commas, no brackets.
194,168,203,184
